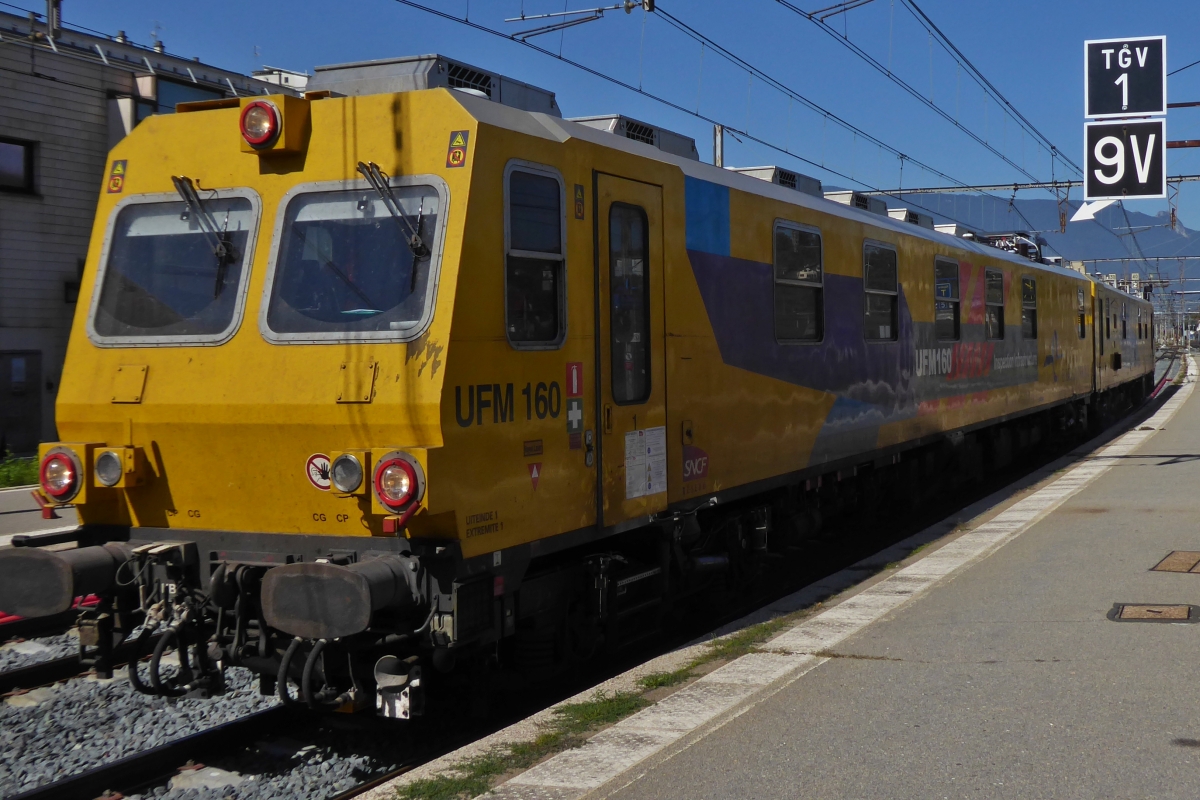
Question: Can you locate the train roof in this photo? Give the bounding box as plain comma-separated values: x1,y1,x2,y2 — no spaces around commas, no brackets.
448,91,1149,298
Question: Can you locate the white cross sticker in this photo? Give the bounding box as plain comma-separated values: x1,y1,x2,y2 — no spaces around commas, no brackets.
566,398,584,433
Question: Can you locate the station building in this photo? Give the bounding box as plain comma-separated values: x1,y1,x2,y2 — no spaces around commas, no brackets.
0,7,294,454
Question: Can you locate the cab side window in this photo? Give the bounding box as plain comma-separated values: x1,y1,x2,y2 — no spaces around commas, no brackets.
863,242,898,341
505,164,565,348
774,223,823,342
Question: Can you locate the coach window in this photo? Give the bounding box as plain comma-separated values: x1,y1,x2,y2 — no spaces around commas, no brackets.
1077,288,1086,339
505,163,566,348
934,259,960,341
1105,299,1111,340
610,203,651,404
863,242,898,341
1122,302,1127,339
774,222,823,342
1021,277,1037,339
985,269,1004,340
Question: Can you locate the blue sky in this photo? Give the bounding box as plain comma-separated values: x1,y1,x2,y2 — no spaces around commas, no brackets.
31,0,1200,230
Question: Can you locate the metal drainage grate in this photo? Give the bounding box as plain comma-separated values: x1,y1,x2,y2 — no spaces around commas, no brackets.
1108,603,1200,622
1151,551,1200,573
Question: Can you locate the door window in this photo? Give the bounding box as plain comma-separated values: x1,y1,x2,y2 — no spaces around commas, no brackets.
1021,277,1037,339
934,259,960,341
985,269,1005,340
609,204,650,404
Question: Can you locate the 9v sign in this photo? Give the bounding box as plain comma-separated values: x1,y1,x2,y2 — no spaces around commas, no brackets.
1084,120,1166,201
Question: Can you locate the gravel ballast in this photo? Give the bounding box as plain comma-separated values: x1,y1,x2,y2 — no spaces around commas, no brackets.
1,665,407,800
0,630,80,672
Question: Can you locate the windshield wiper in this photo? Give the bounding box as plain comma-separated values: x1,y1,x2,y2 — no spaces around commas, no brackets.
287,225,377,309
356,161,430,258
172,175,236,298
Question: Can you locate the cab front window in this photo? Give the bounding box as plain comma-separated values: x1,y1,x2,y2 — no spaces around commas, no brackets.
263,179,445,342
89,192,259,344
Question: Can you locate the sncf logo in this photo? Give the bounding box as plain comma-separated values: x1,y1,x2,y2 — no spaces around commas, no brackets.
683,445,709,481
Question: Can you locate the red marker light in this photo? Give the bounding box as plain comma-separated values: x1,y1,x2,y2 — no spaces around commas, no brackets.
239,100,280,147
374,457,417,511
39,451,79,501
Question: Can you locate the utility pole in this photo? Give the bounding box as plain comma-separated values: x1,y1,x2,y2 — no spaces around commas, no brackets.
713,124,724,168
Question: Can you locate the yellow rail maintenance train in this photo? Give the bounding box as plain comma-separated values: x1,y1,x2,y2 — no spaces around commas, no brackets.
0,55,1154,715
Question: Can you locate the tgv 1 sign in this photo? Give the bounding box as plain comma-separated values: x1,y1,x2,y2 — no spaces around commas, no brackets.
1081,35,1167,203
1085,36,1166,118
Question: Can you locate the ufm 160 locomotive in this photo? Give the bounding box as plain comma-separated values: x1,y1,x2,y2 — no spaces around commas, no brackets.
0,54,1153,716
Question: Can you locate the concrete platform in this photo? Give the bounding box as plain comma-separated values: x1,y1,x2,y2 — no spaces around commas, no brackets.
435,364,1200,800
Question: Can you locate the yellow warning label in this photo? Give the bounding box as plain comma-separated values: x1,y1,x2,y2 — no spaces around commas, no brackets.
106,160,127,194
446,130,470,168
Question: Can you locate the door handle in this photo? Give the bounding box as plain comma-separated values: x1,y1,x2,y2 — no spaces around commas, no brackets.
584,429,594,468
603,404,613,434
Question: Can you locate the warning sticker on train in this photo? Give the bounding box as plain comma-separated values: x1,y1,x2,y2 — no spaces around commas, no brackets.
566,362,583,397
528,462,541,490
446,130,469,168
106,160,127,194
306,453,332,491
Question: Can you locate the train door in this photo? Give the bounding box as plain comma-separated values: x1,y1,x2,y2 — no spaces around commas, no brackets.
593,173,667,530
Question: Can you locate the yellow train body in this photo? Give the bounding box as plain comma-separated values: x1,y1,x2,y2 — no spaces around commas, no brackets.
49,83,1154,561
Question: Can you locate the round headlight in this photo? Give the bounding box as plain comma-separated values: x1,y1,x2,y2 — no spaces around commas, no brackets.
239,100,279,147
373,457,417,510
331,454,363,494
95,450,123,487
40,450,80,501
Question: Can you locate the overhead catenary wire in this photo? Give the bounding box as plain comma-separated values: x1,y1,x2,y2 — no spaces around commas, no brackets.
898,0,1081,175
391,0,1145,268
390,0,997,229
772,0,1077,187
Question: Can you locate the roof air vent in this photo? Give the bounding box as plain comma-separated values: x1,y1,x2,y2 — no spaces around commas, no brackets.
824,190,887,216
729,166,822,198
623,120,656,145
446,63,493,98
307,54,561,116
569,114,699,161
887,208,934,229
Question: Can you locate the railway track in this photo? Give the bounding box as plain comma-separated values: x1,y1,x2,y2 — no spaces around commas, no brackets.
0,633,161,695
6,706,295,800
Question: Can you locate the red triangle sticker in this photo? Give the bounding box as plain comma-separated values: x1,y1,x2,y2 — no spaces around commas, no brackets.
528,462,541,490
